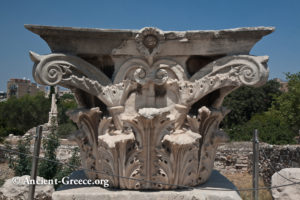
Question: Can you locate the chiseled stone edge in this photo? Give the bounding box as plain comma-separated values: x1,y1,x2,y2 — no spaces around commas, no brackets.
53,170,241,200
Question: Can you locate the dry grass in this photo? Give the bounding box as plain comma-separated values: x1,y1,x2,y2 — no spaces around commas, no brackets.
223,172,272,200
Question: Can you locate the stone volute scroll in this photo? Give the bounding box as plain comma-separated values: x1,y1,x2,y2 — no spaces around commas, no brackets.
26,24,274,190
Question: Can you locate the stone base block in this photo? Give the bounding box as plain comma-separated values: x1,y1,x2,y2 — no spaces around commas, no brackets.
52,170,241,200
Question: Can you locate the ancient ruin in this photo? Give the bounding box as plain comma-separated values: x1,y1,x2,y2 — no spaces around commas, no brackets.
48,93,58,126
26,25,274,189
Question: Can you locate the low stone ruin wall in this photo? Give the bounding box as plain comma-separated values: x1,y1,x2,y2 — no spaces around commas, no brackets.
214,142,252,174
214,142,300,185
258,143,300,184
0,141,77,164
2,139,299,186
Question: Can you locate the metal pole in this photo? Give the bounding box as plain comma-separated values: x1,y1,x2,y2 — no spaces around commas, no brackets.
252,129,259,200
28,126,43,200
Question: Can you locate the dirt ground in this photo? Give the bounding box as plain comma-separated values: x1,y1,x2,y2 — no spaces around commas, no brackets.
223,172,272,200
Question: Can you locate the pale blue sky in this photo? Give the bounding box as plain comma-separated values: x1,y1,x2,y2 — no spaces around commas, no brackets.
0,0,299,91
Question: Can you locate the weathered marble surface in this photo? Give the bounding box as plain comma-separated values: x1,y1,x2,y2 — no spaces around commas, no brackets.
25,25,273,57
271,168,300,200
53,170,242,200
27,25,273,189
0,175,54,200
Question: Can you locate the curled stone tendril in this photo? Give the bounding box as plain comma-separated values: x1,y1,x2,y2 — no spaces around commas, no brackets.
44,64,63,85
239,65,258,85
154,69,168,85
134,68,147,84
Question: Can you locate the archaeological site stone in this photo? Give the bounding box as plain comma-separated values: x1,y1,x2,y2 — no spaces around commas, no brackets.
271,168,300,200
0,175,54,200
48,93,58,126
26,25,274,190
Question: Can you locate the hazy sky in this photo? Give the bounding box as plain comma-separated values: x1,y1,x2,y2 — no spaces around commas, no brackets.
0,0,299,91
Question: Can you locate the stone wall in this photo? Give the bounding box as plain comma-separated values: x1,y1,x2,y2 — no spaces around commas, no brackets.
2,123,78,163
214,142,252,174
2,139,299,186
258,143,300,185
214,142,300,185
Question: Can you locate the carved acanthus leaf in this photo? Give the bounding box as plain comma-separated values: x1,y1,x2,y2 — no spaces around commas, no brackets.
29,26,272,190
191,55,269,85
67,107,102,179
167,55,270,106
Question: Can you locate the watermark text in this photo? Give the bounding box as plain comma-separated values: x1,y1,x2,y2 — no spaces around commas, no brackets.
12,177,109,187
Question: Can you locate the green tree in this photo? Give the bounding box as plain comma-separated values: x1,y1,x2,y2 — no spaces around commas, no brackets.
48,86,56,99
0,92,50,135
57,93,77,124
56,93,77,138
57,123,77,139
226,111,295,144
222,80,282,128
0,127,23,142
226,72,300,144
270,72,300,133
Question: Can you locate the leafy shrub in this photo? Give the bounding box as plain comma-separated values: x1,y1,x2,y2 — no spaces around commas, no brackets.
57,94,77,125
0,127,24,138
54,147,81,189
38,121,60,179
57,122,77,138
270,72,300,133
226,111,296,144
8,135,32,176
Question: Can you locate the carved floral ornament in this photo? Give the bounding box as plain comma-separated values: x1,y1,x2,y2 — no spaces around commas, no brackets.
135,27,164,57
27,25,273,189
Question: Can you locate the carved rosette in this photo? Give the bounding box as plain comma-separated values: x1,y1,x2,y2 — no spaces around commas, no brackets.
30,27,270,189
135,27,164,57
